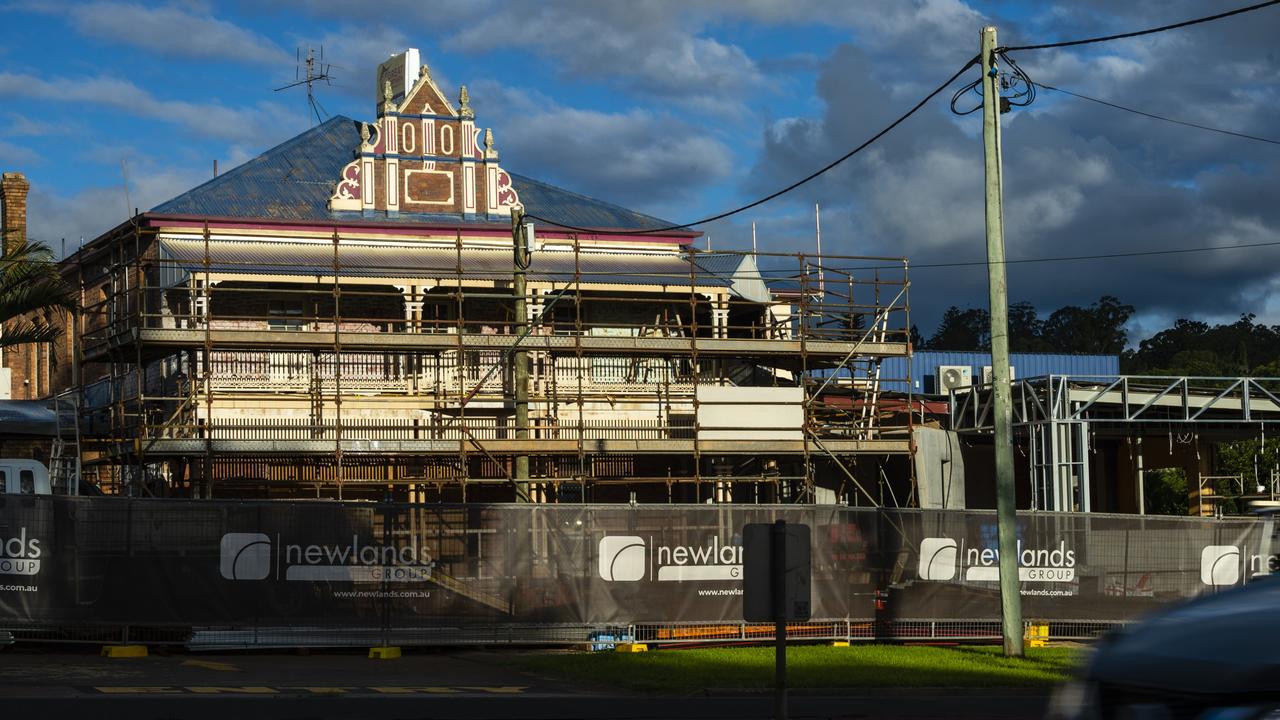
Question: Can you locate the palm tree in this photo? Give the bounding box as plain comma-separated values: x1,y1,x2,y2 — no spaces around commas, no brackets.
0,239,75,349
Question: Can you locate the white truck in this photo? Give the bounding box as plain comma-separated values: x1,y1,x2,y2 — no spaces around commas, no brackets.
0,459,51,495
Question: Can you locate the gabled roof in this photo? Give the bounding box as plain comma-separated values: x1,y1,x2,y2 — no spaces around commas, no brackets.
151,115,682,232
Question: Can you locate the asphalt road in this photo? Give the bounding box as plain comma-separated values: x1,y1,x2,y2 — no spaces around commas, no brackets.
0,647,1051,719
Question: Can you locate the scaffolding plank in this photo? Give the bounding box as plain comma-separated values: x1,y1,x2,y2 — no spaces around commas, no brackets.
84,328,908,361
125,438,910,456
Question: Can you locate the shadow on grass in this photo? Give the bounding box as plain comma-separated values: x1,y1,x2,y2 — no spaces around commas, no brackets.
511,644,1081,693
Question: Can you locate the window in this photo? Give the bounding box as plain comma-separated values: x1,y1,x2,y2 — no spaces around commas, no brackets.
19,470,33,494
268,300,305,331
0,470,7,494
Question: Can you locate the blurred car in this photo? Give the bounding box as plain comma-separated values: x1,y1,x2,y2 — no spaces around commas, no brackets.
1048,511,1280,719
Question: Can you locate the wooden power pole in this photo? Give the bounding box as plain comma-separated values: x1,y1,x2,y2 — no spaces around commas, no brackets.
511,207,531,500
980,25,1024,657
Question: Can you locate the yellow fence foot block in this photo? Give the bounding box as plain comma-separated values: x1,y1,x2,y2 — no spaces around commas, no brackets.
830,640,851,647
615,643,648,653
101,645,148,658
369,646,402,660
1024,622,1050,649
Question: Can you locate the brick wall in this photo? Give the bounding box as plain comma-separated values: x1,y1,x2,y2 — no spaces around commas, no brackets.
1,171,28,254
0,171,75,401
1,172,31,399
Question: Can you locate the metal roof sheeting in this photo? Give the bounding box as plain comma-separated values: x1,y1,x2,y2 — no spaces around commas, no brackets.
0,400,56,436
693,254,771,303
157,239,734,290
151,116,681,232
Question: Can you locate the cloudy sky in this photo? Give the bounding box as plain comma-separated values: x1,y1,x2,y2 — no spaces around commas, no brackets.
1,0,1278,338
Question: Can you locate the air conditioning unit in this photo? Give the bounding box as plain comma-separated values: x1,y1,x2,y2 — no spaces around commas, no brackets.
981,365,1016,385
937,365,972,393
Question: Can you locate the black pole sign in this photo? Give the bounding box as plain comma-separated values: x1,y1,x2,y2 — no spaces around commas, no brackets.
743,520,812,622
744,520,812,720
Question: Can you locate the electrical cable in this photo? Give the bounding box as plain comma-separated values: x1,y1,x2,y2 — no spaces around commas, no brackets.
952,49,1036,116
1036,82,1280,145
525,3,1280,238
752,238,1280,276
998,0,1280,52
523,55,980,236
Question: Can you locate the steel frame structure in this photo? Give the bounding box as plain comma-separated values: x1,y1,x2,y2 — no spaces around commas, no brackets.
951,375,1280,512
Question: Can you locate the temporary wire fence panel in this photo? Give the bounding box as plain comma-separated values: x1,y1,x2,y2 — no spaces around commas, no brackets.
0,497,1263,647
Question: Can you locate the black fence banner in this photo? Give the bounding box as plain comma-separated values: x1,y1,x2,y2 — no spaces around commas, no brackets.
0,496,1268,630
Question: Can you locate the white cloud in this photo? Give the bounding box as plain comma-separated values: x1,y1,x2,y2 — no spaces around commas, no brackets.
2,112,64,137
443,2,764,110
0,71,306,144
0,138,40,167
66,2,291,66
27,160,208,248
473,82,734,207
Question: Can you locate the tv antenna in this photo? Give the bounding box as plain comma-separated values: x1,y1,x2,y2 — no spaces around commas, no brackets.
275,46,334,126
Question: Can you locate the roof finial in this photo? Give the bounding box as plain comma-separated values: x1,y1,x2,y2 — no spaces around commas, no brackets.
483,127,496,157
459,84,474,119
381,80,397,112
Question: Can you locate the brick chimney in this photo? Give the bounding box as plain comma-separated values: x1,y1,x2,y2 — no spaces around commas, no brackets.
1,171,29,253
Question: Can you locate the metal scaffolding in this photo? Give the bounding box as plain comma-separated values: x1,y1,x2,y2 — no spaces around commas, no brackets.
68,223,914,502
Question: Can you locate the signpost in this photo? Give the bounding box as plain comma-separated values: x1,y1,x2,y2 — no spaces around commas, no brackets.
744,520,811,720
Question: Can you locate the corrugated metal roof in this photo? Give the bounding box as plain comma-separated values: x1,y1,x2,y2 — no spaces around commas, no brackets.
0,400,56,436
157,238,731,289
151,116,680,232
693,254,771,303
154,117,358,221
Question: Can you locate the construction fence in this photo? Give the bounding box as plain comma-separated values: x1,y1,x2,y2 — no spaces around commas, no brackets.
0,497,1267,647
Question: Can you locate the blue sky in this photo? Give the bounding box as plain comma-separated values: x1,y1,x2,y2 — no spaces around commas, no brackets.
1,1,1278,336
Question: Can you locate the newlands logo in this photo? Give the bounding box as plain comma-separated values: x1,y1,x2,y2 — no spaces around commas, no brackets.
219,532,435,583
597,535,743,582
918,537,1077,583
220,533,271,580
0,528,42,576
1201,546,1240,586
918,537,958,581
598,536,646,582
1197,545,1280,586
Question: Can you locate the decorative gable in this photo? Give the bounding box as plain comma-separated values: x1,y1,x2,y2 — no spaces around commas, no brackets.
329,49,520,220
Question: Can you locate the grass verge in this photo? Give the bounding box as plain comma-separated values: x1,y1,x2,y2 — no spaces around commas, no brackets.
509,643,1078,692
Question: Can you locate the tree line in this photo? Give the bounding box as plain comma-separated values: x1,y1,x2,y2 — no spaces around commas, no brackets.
916,295,1280,376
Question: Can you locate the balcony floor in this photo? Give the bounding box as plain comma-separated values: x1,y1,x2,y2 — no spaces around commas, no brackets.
115,437,910,457
85,327,908,364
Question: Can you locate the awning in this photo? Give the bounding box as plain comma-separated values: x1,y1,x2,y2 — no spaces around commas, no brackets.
157,238,740,292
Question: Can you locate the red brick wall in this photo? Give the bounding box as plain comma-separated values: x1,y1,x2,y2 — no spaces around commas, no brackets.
1,171,31,399
0,172,77,400
1,171,28,253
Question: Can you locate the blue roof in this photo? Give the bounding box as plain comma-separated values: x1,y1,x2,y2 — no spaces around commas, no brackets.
878,351,1121,395
151,115,680,232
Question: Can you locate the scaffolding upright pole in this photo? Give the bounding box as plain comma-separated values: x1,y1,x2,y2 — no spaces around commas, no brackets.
980,25,1024,657
511,207,531,500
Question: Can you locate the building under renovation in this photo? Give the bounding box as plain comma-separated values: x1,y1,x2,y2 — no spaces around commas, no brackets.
52,50,914,503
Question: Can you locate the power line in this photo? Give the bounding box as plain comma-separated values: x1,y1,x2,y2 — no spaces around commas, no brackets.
999,0,1280,52
523,55,980,236
1036,82,1280,145
524,1,1280,238
757,238,1280,275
